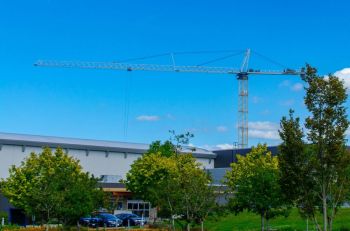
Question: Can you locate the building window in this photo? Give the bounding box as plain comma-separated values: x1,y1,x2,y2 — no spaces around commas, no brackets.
117,201,123,210
127,200,151,218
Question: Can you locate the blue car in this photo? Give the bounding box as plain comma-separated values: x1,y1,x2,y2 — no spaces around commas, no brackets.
79,216,101,227
96,213,122,227
115,213,146,226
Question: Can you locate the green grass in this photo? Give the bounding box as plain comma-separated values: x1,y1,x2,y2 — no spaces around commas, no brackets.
202,208,350,231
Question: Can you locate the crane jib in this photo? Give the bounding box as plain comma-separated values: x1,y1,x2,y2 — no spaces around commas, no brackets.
34,60,303,76
34,54,304,149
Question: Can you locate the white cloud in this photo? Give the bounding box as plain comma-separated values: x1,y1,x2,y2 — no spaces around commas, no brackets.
199,144,212,150
198,143,235,150
166,113,175,120
187,128,197,133
279,80,304,92
291,83,303,91
136,115,160,121
248,121,280,140
279,80,290,87
216,125,228,132
334,68,350,90
280,99,295,106
248,121,279,130
261,109,270,115
249,130,280,140
215,143,235,150
252,96,262,104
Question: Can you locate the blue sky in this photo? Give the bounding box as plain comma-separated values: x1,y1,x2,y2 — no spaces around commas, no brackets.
0,0,349,149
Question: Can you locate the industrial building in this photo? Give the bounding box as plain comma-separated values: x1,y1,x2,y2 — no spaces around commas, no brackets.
1,131,348,225
0,132,216,225
0,132,215,179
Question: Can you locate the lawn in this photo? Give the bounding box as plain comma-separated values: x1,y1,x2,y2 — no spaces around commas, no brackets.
202,208,350,231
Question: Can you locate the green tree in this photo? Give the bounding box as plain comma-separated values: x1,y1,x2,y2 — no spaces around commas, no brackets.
279,110,319,225
169,130,195,153
126,136,215,231
1,147,104,228
279,65,350,231
225,144,288,231
175,154,215,231
146,140,176,157
279,110,305,203
0,211,9,225
126,151,179,217
303,65,350,231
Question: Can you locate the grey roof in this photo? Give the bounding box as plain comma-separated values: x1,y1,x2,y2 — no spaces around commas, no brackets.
213,146,350,168
0,132,216,159
98,182,126,189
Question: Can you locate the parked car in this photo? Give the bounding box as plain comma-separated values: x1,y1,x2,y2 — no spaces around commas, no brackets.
79,217,90,226
115,213,146,226
79,216,101,227
96,213,122,227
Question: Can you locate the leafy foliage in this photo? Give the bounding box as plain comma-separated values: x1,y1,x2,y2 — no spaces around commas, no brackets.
126,136,215,229
126,151,178,215
0,147,104,226
303,65,350,231
0,211,9,225
225,144,288,230
279,110,319,220
146,140,176,157
169,130,194,151
279,64,350,231
174,154,215,226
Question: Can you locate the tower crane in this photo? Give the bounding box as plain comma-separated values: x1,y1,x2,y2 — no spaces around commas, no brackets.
35,49,304,148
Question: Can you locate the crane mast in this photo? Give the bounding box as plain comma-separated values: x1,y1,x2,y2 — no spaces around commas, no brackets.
237,49,250,148
35,49,304,149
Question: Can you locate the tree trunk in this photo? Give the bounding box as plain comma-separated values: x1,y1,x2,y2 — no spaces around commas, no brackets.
312,214,322,231
46,210,50,231
170,216,175,231
201,221,204,231
266,218,269,231
328,203,338,231
261,214,264,231
322,183,328,231
329,217,333,231
187,223,190,231
77,220,80,231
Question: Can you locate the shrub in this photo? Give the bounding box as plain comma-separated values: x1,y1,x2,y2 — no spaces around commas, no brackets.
2,224,21,231
0,211,8,225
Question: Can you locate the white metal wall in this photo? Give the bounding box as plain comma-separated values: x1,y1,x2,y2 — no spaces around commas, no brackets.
0,145,214,179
